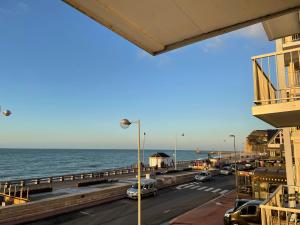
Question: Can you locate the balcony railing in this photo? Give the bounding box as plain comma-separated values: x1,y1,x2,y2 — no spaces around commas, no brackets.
283,34,300,44
252,47,300,105
260,185,300,225
292,34,300,42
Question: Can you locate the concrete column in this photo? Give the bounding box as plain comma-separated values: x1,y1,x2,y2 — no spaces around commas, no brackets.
292,130,300,186
283,128,296,208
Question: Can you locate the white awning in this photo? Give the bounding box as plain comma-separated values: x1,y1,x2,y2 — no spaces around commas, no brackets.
64,0,300,55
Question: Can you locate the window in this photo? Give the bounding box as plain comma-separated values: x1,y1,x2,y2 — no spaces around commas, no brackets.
240,206,257,216
240,207,248,215
248,206,257,215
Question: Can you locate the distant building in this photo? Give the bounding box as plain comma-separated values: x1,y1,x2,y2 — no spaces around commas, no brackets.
245,129,284,158
149,152,172,168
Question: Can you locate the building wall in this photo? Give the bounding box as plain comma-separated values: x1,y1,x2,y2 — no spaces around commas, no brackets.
149,157,172,168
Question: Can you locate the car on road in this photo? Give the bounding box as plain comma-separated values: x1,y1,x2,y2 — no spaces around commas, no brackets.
194,171,212,182
220,166,233,175
224,199,262,225
127,178,158,199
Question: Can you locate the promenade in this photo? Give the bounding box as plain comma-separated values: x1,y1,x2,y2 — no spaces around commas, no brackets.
169,190,235,225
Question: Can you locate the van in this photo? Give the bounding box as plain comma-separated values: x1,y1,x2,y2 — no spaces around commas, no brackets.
126,179,158,199
224,199,262,225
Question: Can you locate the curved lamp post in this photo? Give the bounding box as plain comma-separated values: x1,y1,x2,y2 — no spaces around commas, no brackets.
120,119,141,225
229,134,238,199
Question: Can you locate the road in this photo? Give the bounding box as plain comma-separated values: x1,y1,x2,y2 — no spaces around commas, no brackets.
25,175,235,225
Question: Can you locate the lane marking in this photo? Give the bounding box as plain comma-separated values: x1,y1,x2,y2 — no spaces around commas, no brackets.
176,183,190,190
184,184,196,189
80,211,91,215
212,188,222,193
220,190,229,194
189,186,198,189
204,187,214,192
197,186,207,190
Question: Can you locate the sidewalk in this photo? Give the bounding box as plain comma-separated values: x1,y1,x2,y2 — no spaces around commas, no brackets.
169,190,236,225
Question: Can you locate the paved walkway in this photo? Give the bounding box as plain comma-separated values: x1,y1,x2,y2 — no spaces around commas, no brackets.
169,190,236,225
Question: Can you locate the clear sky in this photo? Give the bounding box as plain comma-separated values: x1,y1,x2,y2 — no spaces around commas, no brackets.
0,1,275,151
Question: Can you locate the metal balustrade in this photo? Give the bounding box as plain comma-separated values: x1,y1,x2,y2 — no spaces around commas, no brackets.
292,34,300,42
260,185,300,225
0,161,193,187
252,47,300,105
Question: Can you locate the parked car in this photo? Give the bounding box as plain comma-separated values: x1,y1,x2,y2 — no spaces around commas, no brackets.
127,179,158,199
220,166,233,175
195,171,212,182
224,199,262,225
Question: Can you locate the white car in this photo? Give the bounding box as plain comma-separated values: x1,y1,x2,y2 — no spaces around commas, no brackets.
195,171,212,182
220,166,233,175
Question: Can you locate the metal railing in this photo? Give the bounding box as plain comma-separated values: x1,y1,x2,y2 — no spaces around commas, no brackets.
260,185,300,225
292,34,300,42
252,47,300,105
0,161,193,187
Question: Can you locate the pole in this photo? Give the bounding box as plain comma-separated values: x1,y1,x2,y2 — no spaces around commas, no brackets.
137,120,141,225
175,133,177,170
142,132,146,164
233,135,238,199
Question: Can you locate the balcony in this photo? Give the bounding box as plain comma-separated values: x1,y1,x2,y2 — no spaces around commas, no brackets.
260,185,300,225
283,34,300,50
252,47,300,127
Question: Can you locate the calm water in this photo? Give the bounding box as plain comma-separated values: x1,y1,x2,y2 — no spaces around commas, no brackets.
0,149,207,181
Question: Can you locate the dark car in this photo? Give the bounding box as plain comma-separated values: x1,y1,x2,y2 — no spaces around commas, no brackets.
224,199,262,225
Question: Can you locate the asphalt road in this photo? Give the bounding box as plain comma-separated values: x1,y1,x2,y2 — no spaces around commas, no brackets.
25,175,235,225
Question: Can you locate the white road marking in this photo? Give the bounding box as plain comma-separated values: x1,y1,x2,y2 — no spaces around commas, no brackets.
204,187,214,192
197,186,207,190
189,186,199,189
176,183,191,190
163,209,171,214
212,188,222,193
80,211,91,215
184,184,196,189
220,190,229,194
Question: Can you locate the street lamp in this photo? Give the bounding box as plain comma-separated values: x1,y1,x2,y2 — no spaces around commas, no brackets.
229,134,238,199
120,118,142,225
174,133,184,170
1,107,12,117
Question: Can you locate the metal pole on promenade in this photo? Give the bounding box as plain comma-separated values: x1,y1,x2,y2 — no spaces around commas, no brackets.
137,120,141,225
230,134,238,199
120,119,142,225
174,133,177,170
142,132,146,164
174,133,184,170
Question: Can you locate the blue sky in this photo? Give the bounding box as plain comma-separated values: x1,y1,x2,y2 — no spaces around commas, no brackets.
0,1,275,150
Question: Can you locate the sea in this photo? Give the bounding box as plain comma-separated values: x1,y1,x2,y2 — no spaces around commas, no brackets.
0,149,209,181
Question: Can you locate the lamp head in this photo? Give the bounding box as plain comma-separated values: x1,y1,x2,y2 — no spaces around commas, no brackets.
120,119,131,129
229,134,235,138
2,110,12,117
